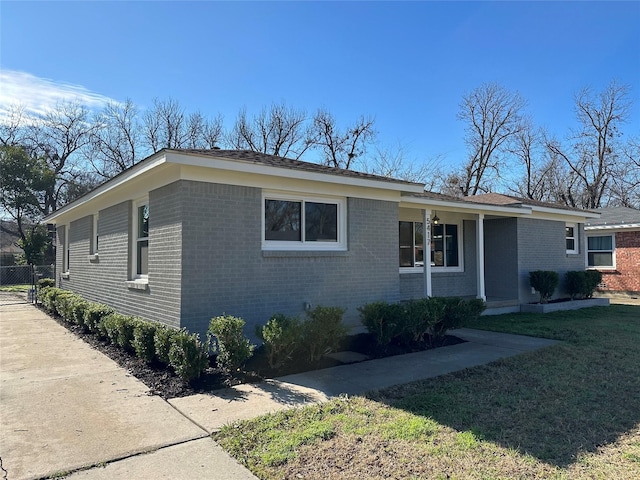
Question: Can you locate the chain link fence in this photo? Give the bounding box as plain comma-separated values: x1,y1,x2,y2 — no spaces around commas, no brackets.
0,264,55,306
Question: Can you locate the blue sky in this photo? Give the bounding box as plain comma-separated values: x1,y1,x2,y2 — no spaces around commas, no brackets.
1,1,639,170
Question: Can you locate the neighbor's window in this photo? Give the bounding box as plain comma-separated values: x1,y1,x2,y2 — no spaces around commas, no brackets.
399,221,461,271
135,203,149,276
263,194,345,250
566,223,578,254
587,235,614,268
399,221,424,267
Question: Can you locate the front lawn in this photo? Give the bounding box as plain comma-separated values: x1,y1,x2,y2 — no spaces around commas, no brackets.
213,305,640,479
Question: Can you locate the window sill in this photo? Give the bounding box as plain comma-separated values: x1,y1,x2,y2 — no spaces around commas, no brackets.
125,279,149,291
263,250,349,258
87,253,99,262
400,267,464,274
61,272,70,280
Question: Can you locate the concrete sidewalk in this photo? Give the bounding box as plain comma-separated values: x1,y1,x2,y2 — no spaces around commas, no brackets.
1,303,558,480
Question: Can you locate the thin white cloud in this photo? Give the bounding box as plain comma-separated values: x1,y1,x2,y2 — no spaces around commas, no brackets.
0,70,118,119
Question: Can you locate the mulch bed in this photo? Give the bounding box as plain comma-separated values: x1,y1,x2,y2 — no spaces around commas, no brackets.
45,307,465,400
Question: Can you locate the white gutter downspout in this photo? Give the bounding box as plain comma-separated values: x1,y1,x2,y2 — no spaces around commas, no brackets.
477,213,486,301
423,209,432,297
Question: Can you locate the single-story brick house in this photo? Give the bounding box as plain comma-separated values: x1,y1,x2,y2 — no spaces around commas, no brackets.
44,149,599,338
585,206,640,294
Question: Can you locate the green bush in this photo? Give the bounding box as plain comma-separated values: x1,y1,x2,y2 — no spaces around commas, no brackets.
53,291,78,321
169,329,209,382
101,313,122,344
583,270,603,298
401,298,445,344
84,303,116,335
208,315,255,372
133,321,158,363
358,301,404,346
529,270,559,303
300,306,348,363
37,278,55,289
430,297,485,340
115,315,137,351
70,299,92,329
40,287,64,313
565,271,585,300
154,325,175,365
256,313,302,369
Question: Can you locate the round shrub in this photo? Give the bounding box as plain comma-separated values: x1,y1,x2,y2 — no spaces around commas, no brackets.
208,315,255,372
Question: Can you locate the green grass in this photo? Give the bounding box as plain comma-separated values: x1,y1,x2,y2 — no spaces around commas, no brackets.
213,305,640,479
0,283,31,292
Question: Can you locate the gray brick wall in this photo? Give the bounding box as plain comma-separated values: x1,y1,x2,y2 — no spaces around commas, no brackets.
484,217,519,300
400,220,478,300
179,181,400,339
517,218,586,302
57,186,183,328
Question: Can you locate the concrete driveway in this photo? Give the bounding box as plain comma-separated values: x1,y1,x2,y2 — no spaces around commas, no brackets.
0,303,256,480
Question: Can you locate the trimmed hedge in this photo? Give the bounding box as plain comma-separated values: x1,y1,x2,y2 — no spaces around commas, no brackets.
566,270,603,300
300,306,348,363
255,313,302,369
359,297,486,348
529,270,559,303
208,315,255,372
36,288,208,382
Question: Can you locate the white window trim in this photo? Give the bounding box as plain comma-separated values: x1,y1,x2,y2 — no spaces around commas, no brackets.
566,223,578,254
130,197,149,281
62,224,70,276
88,213,100,261
262,191,347,251
400,220,464,274
586,234,616,270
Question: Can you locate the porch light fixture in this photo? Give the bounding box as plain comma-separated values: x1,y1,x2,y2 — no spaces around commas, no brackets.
432,212,440,225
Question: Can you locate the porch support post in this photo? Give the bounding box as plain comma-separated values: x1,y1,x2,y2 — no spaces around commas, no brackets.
476,213,486,301
423,209,432,297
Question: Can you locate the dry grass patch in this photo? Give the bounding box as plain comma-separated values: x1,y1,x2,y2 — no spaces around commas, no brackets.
214,305,640,479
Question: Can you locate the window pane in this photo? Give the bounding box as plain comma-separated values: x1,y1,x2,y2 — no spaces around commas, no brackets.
566,238,575,251
414,222,424,266
566,226,575,237
305,202,337,242
137,240,148,274
445,224,459,267
138,205,149,238
588,252,613,267
265,200,301,241
399,222,414,266
588,235,612,251
431,224,444,266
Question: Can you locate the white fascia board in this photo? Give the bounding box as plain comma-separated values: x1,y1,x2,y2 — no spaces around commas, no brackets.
166,151,425,194
529,205,600,220
399,197,531,216
44,153,170,223
585,223,640,231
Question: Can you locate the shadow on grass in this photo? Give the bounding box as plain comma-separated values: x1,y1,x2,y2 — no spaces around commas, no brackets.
368,306,640,467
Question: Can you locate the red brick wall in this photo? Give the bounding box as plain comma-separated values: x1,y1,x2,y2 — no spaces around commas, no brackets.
598,231,640,293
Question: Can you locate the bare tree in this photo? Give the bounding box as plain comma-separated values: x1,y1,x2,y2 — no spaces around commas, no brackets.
546,80,632,209
366,143,442,189
457,82,526,196
312,109,376,169
22,101,97,214
88,99,140,178
142,98,186,151
227,102,314,159
0,103,27,146
608,135,640,208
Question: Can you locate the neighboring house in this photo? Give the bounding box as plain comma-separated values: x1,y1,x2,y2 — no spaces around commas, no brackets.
585,207,640,294
43,149,599,338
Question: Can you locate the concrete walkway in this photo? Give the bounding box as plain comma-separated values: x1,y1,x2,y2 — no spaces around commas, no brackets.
1,303,558,480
